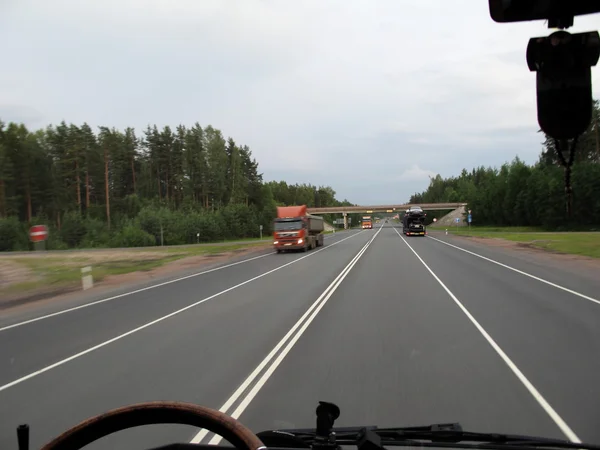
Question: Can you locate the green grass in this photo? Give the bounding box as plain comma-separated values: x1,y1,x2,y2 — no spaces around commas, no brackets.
438,226,544,232
154,236,273,247
1,242,270,295
160,242,267,256
200,236,269,244
443,228,600,259
4,256,175,290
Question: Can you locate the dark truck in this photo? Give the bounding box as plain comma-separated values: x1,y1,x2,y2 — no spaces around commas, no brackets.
402,206,427,236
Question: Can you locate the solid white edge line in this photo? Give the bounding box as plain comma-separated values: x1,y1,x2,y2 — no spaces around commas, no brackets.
393,227,582,443
427,235,600,306
0,231,365,394
0,232,356,333
191,226,384,445
0,253,270,332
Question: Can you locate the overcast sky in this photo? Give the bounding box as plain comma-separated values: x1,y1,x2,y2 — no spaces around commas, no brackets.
1,1,599,205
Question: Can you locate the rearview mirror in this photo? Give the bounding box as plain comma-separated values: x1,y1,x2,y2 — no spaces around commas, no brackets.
489,0,600,27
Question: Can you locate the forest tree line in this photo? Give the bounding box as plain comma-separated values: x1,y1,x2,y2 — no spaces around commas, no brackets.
410,100,600,229
0,120,357,251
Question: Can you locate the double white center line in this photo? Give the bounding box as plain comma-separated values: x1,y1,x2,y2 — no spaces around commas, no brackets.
191,226,384,444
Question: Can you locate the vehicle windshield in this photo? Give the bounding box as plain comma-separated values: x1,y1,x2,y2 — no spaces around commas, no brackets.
274,220,303,231
1,2,599,450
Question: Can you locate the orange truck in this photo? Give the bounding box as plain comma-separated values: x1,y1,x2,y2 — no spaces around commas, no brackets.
361,216,373,229
273,205,325,253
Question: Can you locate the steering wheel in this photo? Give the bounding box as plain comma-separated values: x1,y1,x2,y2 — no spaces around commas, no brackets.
40,401,266,450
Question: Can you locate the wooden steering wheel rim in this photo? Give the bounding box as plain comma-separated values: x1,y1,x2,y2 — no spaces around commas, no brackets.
40,401,265,450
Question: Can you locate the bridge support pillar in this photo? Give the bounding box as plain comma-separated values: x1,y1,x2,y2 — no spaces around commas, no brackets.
343,212,348,230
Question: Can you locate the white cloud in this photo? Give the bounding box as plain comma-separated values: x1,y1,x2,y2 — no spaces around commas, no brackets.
1,0,599,204
397,165,437,182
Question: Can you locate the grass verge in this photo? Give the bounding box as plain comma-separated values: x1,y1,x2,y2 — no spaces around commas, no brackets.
430,226,545,233
1,242,269,295
443,228,600,259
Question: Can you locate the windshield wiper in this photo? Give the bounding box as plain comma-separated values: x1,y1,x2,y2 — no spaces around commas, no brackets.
375,425,597,449
263,402,599,450
267,424,600,450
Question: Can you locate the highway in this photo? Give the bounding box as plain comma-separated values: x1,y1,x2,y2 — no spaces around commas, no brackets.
1,223,599,450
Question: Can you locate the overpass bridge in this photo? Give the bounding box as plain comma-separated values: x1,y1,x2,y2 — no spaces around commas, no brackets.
307,203,466,214
307,202,467,229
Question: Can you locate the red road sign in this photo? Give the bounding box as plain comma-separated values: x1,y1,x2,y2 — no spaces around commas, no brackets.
30,225,49,242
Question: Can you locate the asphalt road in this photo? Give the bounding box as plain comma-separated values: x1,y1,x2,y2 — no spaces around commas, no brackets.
1,224,599,450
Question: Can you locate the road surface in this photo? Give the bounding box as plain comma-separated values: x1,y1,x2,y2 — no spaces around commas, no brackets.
1,224,599,450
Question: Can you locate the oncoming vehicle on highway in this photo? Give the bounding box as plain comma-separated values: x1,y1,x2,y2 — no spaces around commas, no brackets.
273,205,325,253
361,216,373,229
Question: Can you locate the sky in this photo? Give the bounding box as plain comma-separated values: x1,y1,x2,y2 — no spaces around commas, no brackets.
1,0,599,205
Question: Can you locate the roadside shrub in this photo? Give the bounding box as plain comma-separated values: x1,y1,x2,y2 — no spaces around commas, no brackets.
47,235,69,250
110,225,155,247
0,216,28,251
217,204,259,239
138,206,167,242
80,218,111,248
60,211,87,247
180,211,224,243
